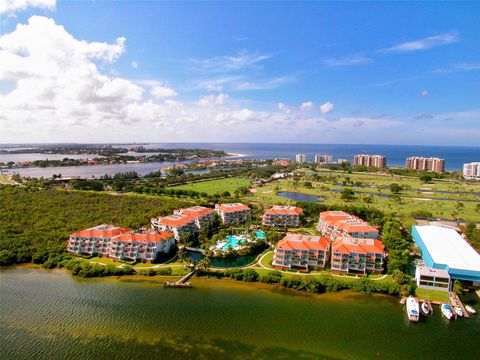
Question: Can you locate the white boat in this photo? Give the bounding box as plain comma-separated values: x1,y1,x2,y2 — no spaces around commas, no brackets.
441,304,454,320
465,305,476,314
454,306,464,317
406,296,420,322
421,301,430,316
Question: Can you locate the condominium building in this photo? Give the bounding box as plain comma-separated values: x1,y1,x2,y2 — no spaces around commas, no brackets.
295,153,306,163
314,154,333,164
215,203,251,225
262,205,303,227
463,162,480,180
331,238,385,274
353,154,386,168
67,224,131,256
317,211,379,241
67,225,174,263
273,233,330,271
405,157,445,173
108,229,175,262
151,206,214,242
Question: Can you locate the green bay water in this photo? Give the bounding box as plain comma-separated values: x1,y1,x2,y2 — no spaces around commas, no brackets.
1,268,479,360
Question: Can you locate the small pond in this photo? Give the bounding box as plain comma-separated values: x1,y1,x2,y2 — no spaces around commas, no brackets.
277,191,321,203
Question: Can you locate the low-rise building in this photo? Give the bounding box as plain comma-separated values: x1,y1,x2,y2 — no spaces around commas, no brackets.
412,225,480,284
151,206,214,242
317,211,379,241
331,238,385,274
67,224,131,256
273,233,330,271
415,266,451,292
109,229,175,262
262,205,303,227
463,162,480,180
215,203,251,225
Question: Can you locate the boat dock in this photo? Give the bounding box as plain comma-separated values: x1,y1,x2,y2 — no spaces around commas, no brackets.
449,292,470,318
163,271,195,288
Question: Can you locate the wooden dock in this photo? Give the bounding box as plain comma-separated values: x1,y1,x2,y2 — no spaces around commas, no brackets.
449,292,470,318
163,271,195,288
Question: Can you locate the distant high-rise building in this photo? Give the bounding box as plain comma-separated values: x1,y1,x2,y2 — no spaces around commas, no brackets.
353,154,386,168
337,158,349,164
314,154,333,163
405,157,445,173
463,162,480,180
295,153,306,163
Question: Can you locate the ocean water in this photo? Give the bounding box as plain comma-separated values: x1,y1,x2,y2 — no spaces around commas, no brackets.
117,143,479,171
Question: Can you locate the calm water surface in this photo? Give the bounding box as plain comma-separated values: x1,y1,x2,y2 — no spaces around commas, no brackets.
1,268,479,360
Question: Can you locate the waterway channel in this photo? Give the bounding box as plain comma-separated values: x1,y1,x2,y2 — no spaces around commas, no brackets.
1,268,479,360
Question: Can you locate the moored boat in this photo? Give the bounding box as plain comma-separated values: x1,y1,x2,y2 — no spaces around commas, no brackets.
441,304,454,320
453,306,464,317
406,296,420,322
465,305,476,314
421,301,430,316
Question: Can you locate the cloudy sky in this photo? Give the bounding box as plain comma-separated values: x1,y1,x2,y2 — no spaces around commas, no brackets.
0,1,479,145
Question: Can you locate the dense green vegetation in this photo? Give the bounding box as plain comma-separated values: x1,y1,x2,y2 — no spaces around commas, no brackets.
0,186,190,266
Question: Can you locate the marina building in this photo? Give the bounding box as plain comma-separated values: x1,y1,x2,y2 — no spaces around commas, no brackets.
215,203,251,225
405,157,445,173
108,229,175,262
314,154,332,163
463,162,480,180
262,205,303,227
353,154,386,168
412,225,480,284
415,266,451,292
295,153,306,163
67,224,131,256
331,238,385,274
151,206,214,242
317,211,379,241
273,233,330,271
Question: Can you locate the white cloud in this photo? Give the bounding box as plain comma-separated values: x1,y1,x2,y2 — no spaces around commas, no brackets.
380,31,459,53
234,76,293,90
192,50,271,73
320,101,334,114
300,101,314,111
206,84,223,92
196,93,229,107
0,0,55,14
421,90,429,97
151,85,177,98
323,54,372,67
131,61,138,69
277,102,291,114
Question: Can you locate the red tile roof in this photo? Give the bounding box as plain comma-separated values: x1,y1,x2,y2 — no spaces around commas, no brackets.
265,206,303,216
320,211,378,233
276,233,330,251
113,230,174,243
332,239,384,254
178,206,213,218
217,203,250,213
158,214,195,227
71,224,131,238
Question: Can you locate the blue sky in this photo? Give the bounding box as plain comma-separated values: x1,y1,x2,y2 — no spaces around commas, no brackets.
0,1,479,145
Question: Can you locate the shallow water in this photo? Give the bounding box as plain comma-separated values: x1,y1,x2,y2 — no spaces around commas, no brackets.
1,268,479,360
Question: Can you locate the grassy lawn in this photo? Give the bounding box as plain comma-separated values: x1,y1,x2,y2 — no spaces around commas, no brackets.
245,178,480,222
259,251,274,269
171,177,251,195
415,288,450,302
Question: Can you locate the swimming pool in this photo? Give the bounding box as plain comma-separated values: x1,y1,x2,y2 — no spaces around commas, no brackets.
255,231,266,239
219,235,248,251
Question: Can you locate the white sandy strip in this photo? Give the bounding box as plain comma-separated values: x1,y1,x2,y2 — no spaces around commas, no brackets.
412,197,433,201
227,153,247,158
262,190,273,194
